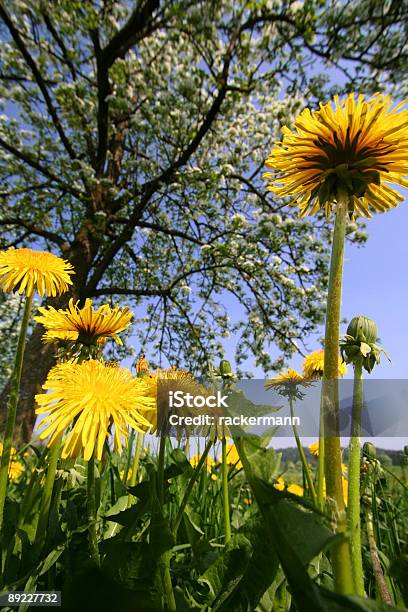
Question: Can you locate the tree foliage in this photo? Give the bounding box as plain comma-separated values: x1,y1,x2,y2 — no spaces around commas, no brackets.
0,0,407,436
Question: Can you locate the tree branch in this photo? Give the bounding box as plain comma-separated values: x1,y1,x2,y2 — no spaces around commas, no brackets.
89,286,169,298
0,3,76,160
0,136,83,200
102,0,160,67
85,31,237,294
89,28,110,176
111,218,204,246
90,0,159,175
41,10,77,81
0,217,67,248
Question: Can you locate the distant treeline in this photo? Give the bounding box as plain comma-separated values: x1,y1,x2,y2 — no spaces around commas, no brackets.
278,447,406,467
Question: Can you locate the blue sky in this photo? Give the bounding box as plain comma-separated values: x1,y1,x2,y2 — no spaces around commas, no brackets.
287,198,408,380
221,193,408,451
341,200,408,379
218,197,408,380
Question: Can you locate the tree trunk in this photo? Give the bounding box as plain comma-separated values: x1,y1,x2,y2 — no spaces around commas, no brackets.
0,322,57,443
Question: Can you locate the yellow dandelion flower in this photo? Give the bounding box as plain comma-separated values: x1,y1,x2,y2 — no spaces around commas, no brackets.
287,483,304,496
8,460,24,482
148,366,195,383
0,443,24,482
0,442,18,461
0,247,74,297
274,476,285,491
189,453,216,474
265,368,308,398
302,349,347,379
275,477,308,499
225,444,243,470
42,330,81,344
34,298,132,346
320,477,348,505
206,456,216,470
308,441,320,457
35,360,156,461
265,368,304,389
264,93,408,219
135,354,149,374
120,468,133,482
189,453,200,469
146,367,204,434
342,477,348,506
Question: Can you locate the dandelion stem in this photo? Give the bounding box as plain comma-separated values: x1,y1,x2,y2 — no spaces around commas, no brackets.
222,436,231,543
317,396,325,510
87,456,100,566
157,435,166,506
160,551,176,612
123,429,135,483
289,398,317,506
0,293,33,531
347,359,365,596
365,504,393,604
156,435,176,611
130,432,144,487
34,438,62,549
321,191,354,594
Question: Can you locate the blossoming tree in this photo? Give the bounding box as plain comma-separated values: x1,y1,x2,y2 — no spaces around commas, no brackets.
0,0,407,440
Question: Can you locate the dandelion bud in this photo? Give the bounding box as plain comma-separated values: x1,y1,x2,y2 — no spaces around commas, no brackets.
341,315,385,373
219,359,233,377
347,315,378,344
363,442,376,460
135,354,149,375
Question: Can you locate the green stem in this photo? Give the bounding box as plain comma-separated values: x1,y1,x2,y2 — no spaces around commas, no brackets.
87,456,100,566
160,551,176,612
222,436,231,543
130,432,144,487
347,359,365,596
321,192,354,594
157,435,166,506
0,293,33,531
103,442,116,506
173,438,213,536
289,398,317,506
365,505,393,604
123,429,135,483
156,435,176,611
127,432,144,509
34,438,62,549
317,396,325,510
